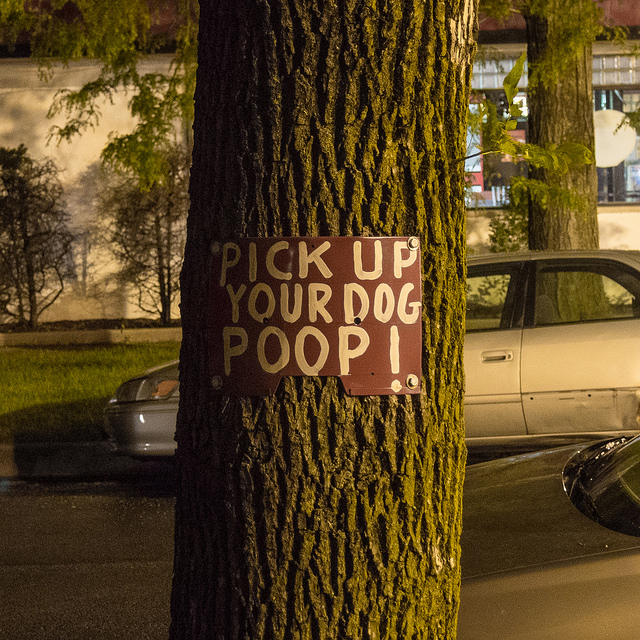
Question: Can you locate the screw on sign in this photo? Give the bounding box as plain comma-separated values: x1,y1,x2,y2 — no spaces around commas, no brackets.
208,237,422,396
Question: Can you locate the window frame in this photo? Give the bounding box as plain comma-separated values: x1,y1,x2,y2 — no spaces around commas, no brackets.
524,258,640,328
466,261,527,333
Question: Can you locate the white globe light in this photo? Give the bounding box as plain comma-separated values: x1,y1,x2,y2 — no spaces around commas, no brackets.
594,109,637,168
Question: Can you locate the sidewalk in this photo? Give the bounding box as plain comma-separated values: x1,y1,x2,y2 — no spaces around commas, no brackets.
0,440,173,480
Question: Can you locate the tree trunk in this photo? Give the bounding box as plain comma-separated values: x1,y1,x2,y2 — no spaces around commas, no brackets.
8,219,27,325
155,210,171,326
171,1,476,638
524,1,599,250
20,213,39,330
165,199,174,326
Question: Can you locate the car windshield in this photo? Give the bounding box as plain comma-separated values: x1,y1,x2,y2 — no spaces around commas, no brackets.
564,437,640,537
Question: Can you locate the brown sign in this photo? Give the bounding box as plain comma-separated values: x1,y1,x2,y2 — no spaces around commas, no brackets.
207,237,422,395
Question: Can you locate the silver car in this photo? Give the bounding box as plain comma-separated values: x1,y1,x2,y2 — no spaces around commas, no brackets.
104,360,180,456
466,249,640,451
105,250,640,456
458,434,640,639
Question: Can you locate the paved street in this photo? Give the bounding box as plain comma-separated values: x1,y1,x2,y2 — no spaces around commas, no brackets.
0,441,537,640
0,477,175,640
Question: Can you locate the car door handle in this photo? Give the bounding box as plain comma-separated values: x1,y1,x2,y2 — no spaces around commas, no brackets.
481,350,514,363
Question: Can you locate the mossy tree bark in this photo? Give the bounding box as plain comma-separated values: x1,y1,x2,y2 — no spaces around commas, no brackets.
170,1,476,638
524,0,600,250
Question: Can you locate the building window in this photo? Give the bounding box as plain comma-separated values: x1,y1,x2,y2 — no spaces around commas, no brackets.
596,89,640,203
470,54,640,207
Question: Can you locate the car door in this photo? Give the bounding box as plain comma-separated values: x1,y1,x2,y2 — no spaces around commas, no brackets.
521,258,640,435
464,261,527,439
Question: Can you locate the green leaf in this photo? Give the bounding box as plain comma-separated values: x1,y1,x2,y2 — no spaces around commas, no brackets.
503,52,526,105
500,139,517,157
510,101,522,118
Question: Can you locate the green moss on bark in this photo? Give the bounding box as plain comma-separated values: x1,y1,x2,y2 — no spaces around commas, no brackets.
171,1,476,638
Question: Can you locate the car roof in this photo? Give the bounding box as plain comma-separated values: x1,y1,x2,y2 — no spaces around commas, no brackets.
143,359,179,375
468,249,640,270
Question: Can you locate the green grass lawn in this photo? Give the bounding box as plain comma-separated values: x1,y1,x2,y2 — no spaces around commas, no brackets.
0,343,180,444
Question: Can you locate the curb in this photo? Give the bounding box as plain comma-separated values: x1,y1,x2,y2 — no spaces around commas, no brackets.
0,327,182,348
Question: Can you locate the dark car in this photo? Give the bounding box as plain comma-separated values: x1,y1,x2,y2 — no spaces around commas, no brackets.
458,435,640,639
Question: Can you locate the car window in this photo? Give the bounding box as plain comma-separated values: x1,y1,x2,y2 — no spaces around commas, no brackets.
534,263,640,326
466,272,513,331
